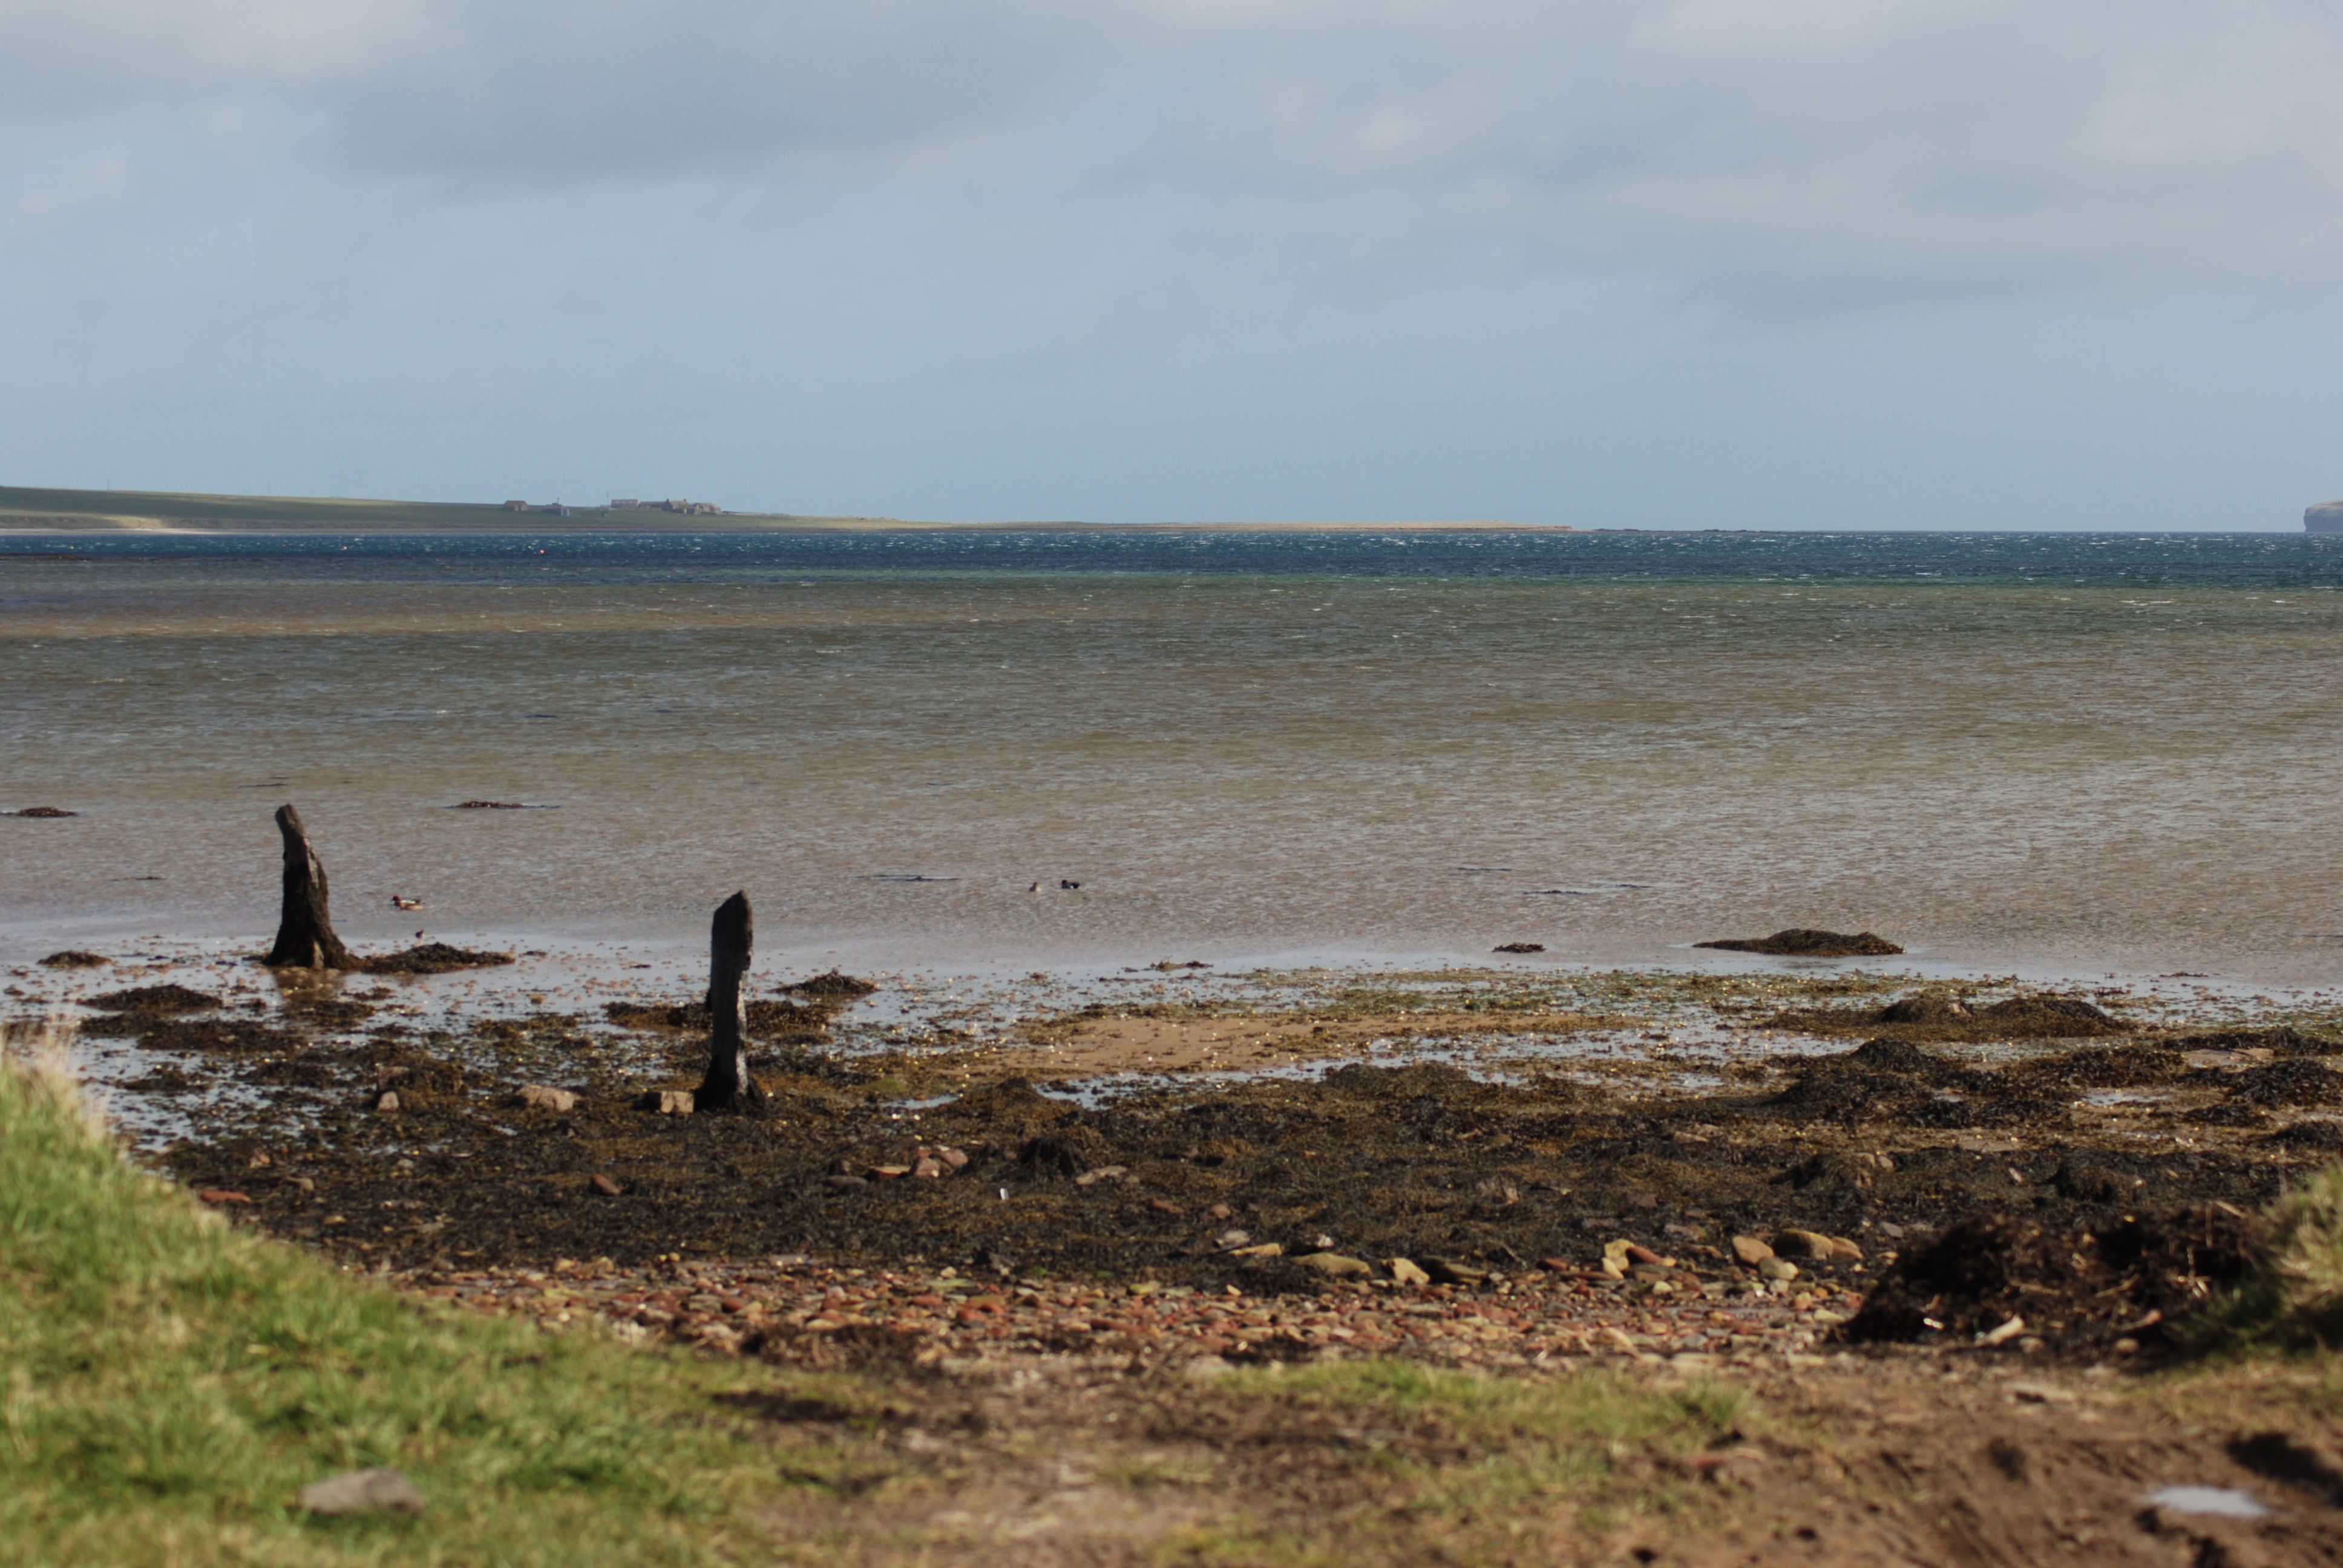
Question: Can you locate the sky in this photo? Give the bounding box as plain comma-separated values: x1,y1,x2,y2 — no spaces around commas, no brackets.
4,0,2342,528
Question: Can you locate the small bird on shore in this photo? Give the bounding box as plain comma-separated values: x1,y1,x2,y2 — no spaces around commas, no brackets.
390,895,423,911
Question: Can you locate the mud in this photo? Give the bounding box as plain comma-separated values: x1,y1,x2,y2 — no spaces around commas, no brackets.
1694,929,1904,956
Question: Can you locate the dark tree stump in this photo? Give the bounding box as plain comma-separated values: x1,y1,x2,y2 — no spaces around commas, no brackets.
693,891,764,1113
263,805,354,970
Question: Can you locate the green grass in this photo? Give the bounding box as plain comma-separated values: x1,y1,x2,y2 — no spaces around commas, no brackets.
0,1059,825,1567
0,483,888,532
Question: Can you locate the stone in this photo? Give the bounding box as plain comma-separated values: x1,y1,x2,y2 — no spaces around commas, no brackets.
1386,1257,1432,1286
373,1091,401,1114
1074,1165,1129,1185
1205,1203,1233,1221
1774,1228,1837,1260
940,1147,969,1169
1214,1228,1252,1250
1150,1198,1185,1215
1826,1235,1864,1263
1294,1252,1374,1278
825,1175,868,1190
591,1174,623,1197
1228,1242,1284,1258
1758,1258,1799,1282
298,1468,425,1517
912,1157,944,1178
1601,1239,1634,1277
515,1084,577,1113
1595,1327,1638,1352
197,1189,251,1204
1731,1235,1775,1266
868,1165,912,1180
637,1089,695,1115
1624,1243,1667,1267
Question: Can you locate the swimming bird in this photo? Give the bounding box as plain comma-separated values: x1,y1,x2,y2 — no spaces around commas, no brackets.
390,895,423,911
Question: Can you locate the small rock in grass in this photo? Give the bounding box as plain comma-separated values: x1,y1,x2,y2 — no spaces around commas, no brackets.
1595,1327,1638,1352
197,1189,251,1204
1758,1258,1800,1282
514,1084,577,1114
590,1174,623,1197
298,1467,425,1517
1150,1198,1185,1215
939,1147,969,1169
637,1089,695,1116
372,1091,401,1114
1074,1165,1128,1185
1731,1235,1775,1266
1205,1203,1233,1221
912,1157,944,1179
1294,1252,1374,1278
1387,1257,1432,1287
1228,1241,1283,1258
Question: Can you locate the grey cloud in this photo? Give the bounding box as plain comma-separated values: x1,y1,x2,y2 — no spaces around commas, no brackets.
7,0,2343,295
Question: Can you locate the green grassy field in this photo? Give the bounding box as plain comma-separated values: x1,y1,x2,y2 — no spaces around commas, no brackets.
0,484,897,532
0,1057,845,1567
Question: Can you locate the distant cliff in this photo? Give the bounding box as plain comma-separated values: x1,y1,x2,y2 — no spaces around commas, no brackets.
2306,501,2343,534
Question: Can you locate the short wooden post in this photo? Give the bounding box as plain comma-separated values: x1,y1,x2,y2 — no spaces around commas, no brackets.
263,805,354,969
693,891,764,1113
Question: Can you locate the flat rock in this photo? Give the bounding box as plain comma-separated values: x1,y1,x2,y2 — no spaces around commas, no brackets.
298,1467,425,1517
638,1089,695,1116
1386,1257,1432,1286
1731,1235,1775,1265
514,1084,578,1114
1294,1252,1374,1278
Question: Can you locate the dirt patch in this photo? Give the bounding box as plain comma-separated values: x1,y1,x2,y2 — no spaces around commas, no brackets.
1695,929,1903,956
361,943,514,975
84,984,220,1014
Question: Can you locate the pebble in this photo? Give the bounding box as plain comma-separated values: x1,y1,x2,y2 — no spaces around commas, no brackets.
515,1085,578,1114
394,1247,1858,1370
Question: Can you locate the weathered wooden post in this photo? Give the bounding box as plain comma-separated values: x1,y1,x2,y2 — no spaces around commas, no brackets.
263,804,354,969
693,891,764,1113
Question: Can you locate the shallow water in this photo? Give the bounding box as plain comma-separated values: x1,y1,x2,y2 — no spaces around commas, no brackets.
5,529,2342,984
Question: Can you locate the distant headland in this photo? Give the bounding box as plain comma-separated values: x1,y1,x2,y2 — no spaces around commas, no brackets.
2306,501,2343,535
0,484,1552,534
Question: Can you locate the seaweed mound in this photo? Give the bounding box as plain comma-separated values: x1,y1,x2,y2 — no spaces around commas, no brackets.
1971,996,2122,1037
85,985,220,1014
362,944,514,975
603,998,825,1037
1844,1206,2261,1350
2229,1062,2343,1108
1834,1037,1945,1074
2170,1027,2338,1056
39,952,108,969
137,1018,303,1053
1877,994,1970,1025
2015,1044,2188,1089
1695,929,1903,957
8,806,77,818
787,970,879,1000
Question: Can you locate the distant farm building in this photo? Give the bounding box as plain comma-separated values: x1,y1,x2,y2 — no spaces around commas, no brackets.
606,497,723,515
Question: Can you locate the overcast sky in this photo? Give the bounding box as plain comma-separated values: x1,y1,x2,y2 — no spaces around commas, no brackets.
4,0,2341,528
